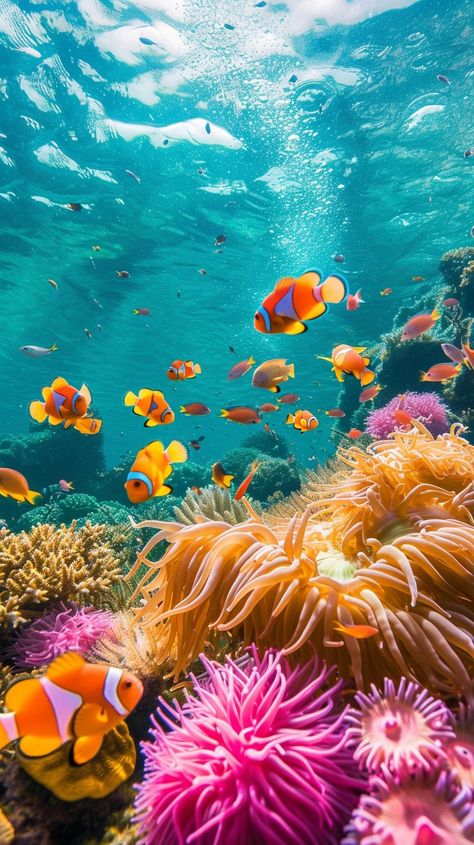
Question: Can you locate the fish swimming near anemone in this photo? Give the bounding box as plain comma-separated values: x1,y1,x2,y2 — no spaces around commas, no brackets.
125,440,187,502
254,270,348,334
29,377,102,435
0,652,142,765
124,389,174,426
318,345,375,386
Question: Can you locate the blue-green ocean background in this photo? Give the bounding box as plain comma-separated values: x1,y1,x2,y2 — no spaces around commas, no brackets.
0,0,472,481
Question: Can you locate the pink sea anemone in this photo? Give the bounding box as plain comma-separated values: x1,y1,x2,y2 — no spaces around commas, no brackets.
445,703,474,794
365,391,449,439
343,769,474,845
135,647,365,845
10,602,114,669
345,677,455,776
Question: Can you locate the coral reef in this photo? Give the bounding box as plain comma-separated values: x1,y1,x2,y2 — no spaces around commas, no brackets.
345,677,454,775
242,428,291,459
0,523,122,629
17,722,136,801
135,647,365,845
9,603,114,669
342,769,474,845
174,486,249,525
90,610,173,679
128,424,474,695
365,391,450,439
219,446,300,501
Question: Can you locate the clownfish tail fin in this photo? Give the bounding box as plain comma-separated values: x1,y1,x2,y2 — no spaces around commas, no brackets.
124,391,138,407
29,401,47,424
165,440,188,465
286,414,295,424
320,274,348,304
194,364,202,375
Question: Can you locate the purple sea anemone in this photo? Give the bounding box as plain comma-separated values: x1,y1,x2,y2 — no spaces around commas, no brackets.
345,677,455,776
343,769,474,845
445,703,474,794
10,602,114,669
135,647,365,845
365,391,449,439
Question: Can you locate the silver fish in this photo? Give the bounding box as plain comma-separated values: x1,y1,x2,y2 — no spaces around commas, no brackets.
20,344,57,358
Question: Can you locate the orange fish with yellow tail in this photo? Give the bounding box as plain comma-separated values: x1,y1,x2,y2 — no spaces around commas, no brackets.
286,410,318,432
125,440,187,502
254,270,348,335
317,344,375,386
124,388,174,426
167,360,201,381
0,468,41,505
0,652,142,765
29,378,102,435
212,462,234,490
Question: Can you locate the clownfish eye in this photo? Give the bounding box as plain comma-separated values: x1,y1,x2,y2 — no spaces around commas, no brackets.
133,481,141,488
123,681,132,689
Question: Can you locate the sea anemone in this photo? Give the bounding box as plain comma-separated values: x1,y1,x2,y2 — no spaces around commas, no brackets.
128,425,474,696
365,391,449,439
343,769,474,845
344,677,454,776
90,609,174,678
135,647,365,845
10,602,114,669
444,703,474,793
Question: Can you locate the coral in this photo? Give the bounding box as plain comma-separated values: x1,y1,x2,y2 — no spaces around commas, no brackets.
345,677,454,775
90,610,173,679
16,495,133,533
174,486,249,525
342,769,474,845
220,447,301,501
0,809,14,844
135,647,365,845
128,424,474,696
365,391,450,439
0,523,122,629
242,428,291,459
9,603,114,669
439,246,474,291
445,703,474,793
17,722,136,801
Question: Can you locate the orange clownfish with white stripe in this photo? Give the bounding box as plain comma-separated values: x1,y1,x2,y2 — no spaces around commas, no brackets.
318,345,375,387
254,270,348,335
285,410,318,432
125,439,188,502
167,360,201,381
29,377,102,435
0,652,142,765
124,389,174,426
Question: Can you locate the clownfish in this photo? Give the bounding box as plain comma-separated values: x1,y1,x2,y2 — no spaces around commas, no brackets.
0,468,41,505
318,345,375,387
167,360,201,380
285,410,318,432
254,270,348,335
124,389,174,426
125,440,187,502
29,377,102,435
0,652,142,765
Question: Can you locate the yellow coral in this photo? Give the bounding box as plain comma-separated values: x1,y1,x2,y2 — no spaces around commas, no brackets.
0,522,122,628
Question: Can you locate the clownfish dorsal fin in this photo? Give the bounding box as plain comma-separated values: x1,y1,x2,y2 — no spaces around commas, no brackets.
41,386,52,401
138,389,153,399
274,276,293,291
5,677,39,712
73,702,108,738
297,270,321,286
79,384,92,406
46,651,85,683
51,377,68,390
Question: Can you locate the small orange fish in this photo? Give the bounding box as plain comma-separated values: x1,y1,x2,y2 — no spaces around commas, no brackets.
277,393,300,405
212,462,234,489
334,622,378,639
420,363,461,382
221,407,261,424
48,278,58,291
347,428,363,439
318,345,375,387
359,385,383,403
0,652,142,764
0,468,41,505
394,409,412,426
286,410,318,432
412,275,425,282
67,202,82,212
401,308,440,340
116,270,130,279
325,408,345,418
125,440,187,502
234,461,260,501
180,403,211,416
346,289,363,311
259,403,280,413
191,486,202,495
252,359,295,392
124,389,174,426
227,356,255,381
167,360,201,381
29,377,102,435
462,340,474,370
255,270,348,335
379,288,392,296
263,422,277,437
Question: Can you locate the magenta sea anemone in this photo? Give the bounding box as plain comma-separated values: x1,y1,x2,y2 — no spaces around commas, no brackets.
345,677,455,776
343,769,474,845
10,602,114,669
365,391,449,439
445,703,474,794
135,647,365,845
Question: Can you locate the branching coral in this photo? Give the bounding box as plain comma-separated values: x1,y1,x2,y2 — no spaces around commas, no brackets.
0,522,122,628
9,603,114,669
345,677,454,775
135,647,365,845
342,769,474,845
174,486,249,525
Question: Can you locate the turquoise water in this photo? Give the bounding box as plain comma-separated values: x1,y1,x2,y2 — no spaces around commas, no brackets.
0,0,472,471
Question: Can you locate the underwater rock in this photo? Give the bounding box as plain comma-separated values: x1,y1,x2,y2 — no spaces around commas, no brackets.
174,485,249,525
16,723,135,801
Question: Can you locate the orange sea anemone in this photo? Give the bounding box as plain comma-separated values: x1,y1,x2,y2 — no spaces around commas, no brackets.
127,425,474,697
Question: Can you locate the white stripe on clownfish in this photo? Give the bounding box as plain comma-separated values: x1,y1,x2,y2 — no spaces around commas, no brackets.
103,667,128,717
40,676,83,742
0,712,18,742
